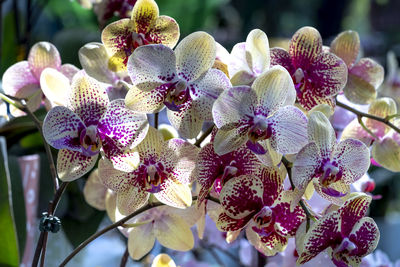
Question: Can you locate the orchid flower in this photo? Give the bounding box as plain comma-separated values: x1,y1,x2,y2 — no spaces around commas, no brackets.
43,73,148,181
83,168,108,211
216,170,306,256
228,29,271,85
2,41,78,116
212,65,307,165
98,127,198,214
270,26,348,110
101,0,179,71
292,111,370,207
196,142,263,206
125,31,231,138
79,42,130,100
341,97,400,172
329,30,384,104
297,193,380,267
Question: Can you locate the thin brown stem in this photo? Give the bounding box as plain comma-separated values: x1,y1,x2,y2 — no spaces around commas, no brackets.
119,247,129,267
39,232,48,267
32,232,45,267
336,98,400,134
154,112,159,130
194,124,214,147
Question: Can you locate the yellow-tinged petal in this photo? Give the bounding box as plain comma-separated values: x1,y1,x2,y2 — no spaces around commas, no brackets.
213,128,248,156
309,103,334,118
344,72,377,104
226,230,241,243
307,111,336,157
105,190,117,222
366,97,397,136
137,126,165,157
154,214,194,251
175,31,216,82
245,29,270,75
158,124,179,141
304,182,315,200
40,68,70,107
132,0,159,33
372,136,400,172
289,26,322,68
154,178,192,208
83,169,107,210
28,42,61,79
245,221,287,256
330,30,360,67
117,186,149,215
151,254,176,267
150,16,180,48
128,223,156,260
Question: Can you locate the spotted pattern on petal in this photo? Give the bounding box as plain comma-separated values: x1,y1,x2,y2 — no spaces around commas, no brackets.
348,217,379,257
132,0,159,34
149,15,180,48
289,27,322,69
270,47,295,74
260,167,284,206
167,99,203,139
245,225,287,257
338,193,371,237
57,149,98,181
220,175,264,219
69,75,109,126
216,212,252,232
43,106,84,151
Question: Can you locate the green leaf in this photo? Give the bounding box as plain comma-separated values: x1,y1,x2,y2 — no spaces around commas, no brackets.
0,137,20,267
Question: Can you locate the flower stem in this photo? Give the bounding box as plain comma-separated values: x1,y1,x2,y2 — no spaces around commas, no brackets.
336,98,400,134
194,124,214,147
120,247,129,267
154,112,159,129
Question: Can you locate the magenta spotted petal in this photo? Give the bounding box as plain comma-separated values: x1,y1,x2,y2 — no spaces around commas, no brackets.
57,149,98,182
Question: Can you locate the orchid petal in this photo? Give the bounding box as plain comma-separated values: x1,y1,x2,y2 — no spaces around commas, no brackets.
289,26,322,69
252,65,295,115
216,212,251,232
213,128,248,156
292,142,321,190
333,139,370,184
341,118,374,146
98,99,149,150
2,61,39,98
348,217,379,257
268,105,308,154
212,85,256,129
366,97,397,137
245,29,270,75
297,90,336,111
125,83,169,113
330,30,360,67
167,100,203,139
151,254,176,267
261,167,285,206
246,224,288,256
313,179,349,206
297,212,341,264
372,135,400,172
175,31,216,82
69,74,109,126
117,186,149,215
154,214,194,251
43,106,84,151
308,111,336,157
132,0,159,33
57,149,97,181
255,139,282,166
191,68,231,121
97,158,135,192
28,42,61,79
101,18,134,71
220,175,263,219
128,223,156,260
40,68,71,107
350,58,384,89
308,52,347,98
149,15,180,48
83,169,107,210
59,64,79,81
79,42,116,84
154,178,192,208
270,47,295,74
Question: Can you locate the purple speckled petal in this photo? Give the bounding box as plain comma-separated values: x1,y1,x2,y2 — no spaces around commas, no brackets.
69,74,110,126
97,157,136,192
212,85,256,130
332,139,370,184
297,89,336,111
167,99,203,139
273,191,306,237
347,217,379,257
28,42,61,80
43,106,84,151
245,224,288,256
350,58,384,89
252,66,295,115
190,68,231,121
57,149,97,181
148,15,180,49
153,176,192,208
98,99,149,150
292,142,321,190
297,211,341,264
338,193,372,237
213,128,249,156
289,26,322,69
60,64,79,81
220,175,264,219
175,32,216,82
313,179,349,206
270,47,295,74
308,52,348,97
216,211,252,232
127,44,177,86
308,111,336,158
267,105,308,154
260,167,285,206
117,186,149,215
125,83,170,113
2,61,39,98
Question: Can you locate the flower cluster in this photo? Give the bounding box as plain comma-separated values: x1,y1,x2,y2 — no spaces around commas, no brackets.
6,0,400,265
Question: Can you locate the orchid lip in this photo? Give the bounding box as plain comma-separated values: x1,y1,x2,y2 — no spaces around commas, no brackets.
334,237,357,254
79,125,101,157
143,163,167,193
246,140,267,154
253,206,274,228
321,160,342,186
